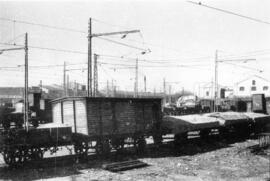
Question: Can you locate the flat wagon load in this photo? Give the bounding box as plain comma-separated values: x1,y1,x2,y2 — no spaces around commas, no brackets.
162,114,220,135
207,111,270,137
161,114,220,144
51,96,162,155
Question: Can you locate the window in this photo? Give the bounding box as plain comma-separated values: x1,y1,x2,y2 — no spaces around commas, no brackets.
206,91,209,96
239,87,245,91
252,80,256,85
251,86,256,91
263,86,268,91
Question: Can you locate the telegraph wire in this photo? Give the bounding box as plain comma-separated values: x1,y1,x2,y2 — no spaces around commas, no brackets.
1,41,208,65
2,33,26,45
1,42,269,67
96,37,147,51
222,62,263,73
0,42,87,54
187,1,270,26
0,17,87,33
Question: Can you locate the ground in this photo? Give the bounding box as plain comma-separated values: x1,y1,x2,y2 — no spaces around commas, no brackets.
0,135,269,181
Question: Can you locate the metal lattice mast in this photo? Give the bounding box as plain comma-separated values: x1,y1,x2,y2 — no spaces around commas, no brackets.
88,18,92,97
87,17,140,97
24,33,29,132
134,58,138,97
93,54,99,97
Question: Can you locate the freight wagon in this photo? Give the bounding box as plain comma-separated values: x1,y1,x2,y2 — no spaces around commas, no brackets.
51,96,162,156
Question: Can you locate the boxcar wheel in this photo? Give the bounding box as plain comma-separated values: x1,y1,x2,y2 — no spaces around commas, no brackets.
3,120,10,130
219,127,230,139
111,138,125,152
3,150,14,165
31,148,44,160
200,129,211,139
153,134,163,145
74,141,88,156
174,132,188,147
135,137,146,154
3,148,23,166
95,139,111,156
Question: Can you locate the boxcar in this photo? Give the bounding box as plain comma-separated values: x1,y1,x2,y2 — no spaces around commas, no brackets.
51,97,162,155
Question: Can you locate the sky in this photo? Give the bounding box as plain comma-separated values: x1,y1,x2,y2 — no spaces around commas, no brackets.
0,0,270,94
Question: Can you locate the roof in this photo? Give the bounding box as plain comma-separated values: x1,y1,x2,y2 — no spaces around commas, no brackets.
0,87,24,95
51,96,163,103
235,75,270,85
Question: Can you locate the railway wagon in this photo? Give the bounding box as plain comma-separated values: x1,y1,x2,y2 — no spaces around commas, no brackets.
51,96,162,155
0,125,73,166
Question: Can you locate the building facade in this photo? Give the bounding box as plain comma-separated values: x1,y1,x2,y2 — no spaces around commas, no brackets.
234,75,270,97
197,82,228,99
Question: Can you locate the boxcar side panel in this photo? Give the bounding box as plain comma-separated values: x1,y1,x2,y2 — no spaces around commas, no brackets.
135,102,144,132
115,101,136,134
143,103,155,131
52,97,161,138
87,100,101,136
75,100,88,135
63,101,75,132
52,102,62,124
100,101,114,135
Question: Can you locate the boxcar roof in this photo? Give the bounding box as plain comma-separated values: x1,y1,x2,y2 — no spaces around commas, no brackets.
51,96,162,104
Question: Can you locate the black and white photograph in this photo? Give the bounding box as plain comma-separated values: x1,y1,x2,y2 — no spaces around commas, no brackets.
0,0,270,180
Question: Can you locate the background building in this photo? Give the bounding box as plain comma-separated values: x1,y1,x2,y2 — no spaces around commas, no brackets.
197,82,228,99
234,75,270,97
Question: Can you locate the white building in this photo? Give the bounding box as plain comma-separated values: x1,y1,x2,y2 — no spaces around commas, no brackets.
197,82,228,99
234,75,270,97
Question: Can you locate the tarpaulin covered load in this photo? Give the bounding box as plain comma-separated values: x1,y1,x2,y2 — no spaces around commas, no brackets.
162,114,220,134
206,112,252,126
242,112,270,125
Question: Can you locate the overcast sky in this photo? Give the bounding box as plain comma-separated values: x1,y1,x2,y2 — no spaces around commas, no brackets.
0,0,270,93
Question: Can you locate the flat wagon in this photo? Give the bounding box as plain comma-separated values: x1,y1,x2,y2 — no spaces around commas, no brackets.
51,96,162,155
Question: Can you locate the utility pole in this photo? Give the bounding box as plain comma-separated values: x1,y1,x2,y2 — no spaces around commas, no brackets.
144,76,146,93
169,85,172,104
39,80,42,92
111,79,114,97
88,18,92,97
134,58,138,97
24,33,29,132
87,17,140,97
63,61,66,96
114,82,116,96
67,75,69,97
107,80,109,97
93,54,99,97
73,80,77,96
163,78,166,95
214,50,218,112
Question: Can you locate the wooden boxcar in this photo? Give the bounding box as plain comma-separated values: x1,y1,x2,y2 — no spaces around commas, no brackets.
51,97,162,155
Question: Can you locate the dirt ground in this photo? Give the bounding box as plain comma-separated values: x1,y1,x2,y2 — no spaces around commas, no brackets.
0,135,269,181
